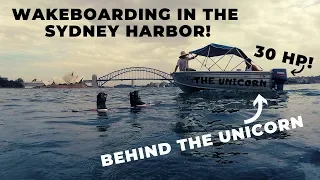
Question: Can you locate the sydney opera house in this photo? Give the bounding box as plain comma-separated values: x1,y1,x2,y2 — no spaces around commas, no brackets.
42,72,88,88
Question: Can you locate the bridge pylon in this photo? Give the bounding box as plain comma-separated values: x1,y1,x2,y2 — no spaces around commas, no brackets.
92,74,98,88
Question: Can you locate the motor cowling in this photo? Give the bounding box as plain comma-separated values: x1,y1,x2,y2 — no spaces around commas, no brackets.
271,68,287,91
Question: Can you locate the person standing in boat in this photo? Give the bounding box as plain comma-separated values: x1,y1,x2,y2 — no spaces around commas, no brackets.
245,58,260,71
174,51,198,72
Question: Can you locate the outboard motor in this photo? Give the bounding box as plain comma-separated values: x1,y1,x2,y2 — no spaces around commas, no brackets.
129,91,145,107
271,68,287,91
96,92,107,109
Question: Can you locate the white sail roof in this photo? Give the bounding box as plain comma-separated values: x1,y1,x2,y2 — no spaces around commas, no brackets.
61,71,83,84
52,77,67,85
70,74,77,84
45,72,84,86
43,81,53,86
62,72,73,84
74,76,83,83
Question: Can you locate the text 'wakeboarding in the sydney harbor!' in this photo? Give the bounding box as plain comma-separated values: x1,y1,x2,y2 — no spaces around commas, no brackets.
12,8,238,37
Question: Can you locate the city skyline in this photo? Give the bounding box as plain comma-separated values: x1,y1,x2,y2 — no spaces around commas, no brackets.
0,0,319,84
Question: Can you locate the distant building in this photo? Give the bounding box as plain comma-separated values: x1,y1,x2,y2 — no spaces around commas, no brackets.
24,81,45,88
114,84,132,88
146,82,170,87
42,71,88,88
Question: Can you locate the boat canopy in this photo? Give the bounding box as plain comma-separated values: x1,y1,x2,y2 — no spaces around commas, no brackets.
186,43,263,71
189,43,249,59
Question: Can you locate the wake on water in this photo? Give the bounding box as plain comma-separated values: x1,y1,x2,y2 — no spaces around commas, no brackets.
171,89,289,136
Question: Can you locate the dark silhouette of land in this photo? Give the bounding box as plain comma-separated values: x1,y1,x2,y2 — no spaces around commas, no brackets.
0,77,24,88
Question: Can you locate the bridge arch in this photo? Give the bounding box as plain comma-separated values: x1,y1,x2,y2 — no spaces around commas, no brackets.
97,67,173,87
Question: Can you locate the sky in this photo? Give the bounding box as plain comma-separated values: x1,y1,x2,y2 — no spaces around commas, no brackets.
0,0,319,86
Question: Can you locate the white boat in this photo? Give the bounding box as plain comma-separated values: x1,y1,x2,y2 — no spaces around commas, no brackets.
23,81,45,88
171,43,288,93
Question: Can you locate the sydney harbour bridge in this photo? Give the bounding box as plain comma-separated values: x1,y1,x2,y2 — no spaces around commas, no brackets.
84,67,174,87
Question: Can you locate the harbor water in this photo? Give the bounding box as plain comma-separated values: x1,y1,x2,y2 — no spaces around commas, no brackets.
1,84,320,180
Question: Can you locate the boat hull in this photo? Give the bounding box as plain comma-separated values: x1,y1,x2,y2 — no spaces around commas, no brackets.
171,71,273,93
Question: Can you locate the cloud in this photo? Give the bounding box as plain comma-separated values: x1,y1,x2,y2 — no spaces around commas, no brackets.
0,0,319,83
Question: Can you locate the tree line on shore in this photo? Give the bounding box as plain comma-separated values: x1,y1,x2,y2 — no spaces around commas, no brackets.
0,77,25,88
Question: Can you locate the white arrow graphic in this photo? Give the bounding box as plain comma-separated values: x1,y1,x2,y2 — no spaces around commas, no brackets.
244,94,268,125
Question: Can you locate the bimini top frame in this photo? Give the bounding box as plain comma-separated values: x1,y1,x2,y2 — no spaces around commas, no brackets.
189,43,263,71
